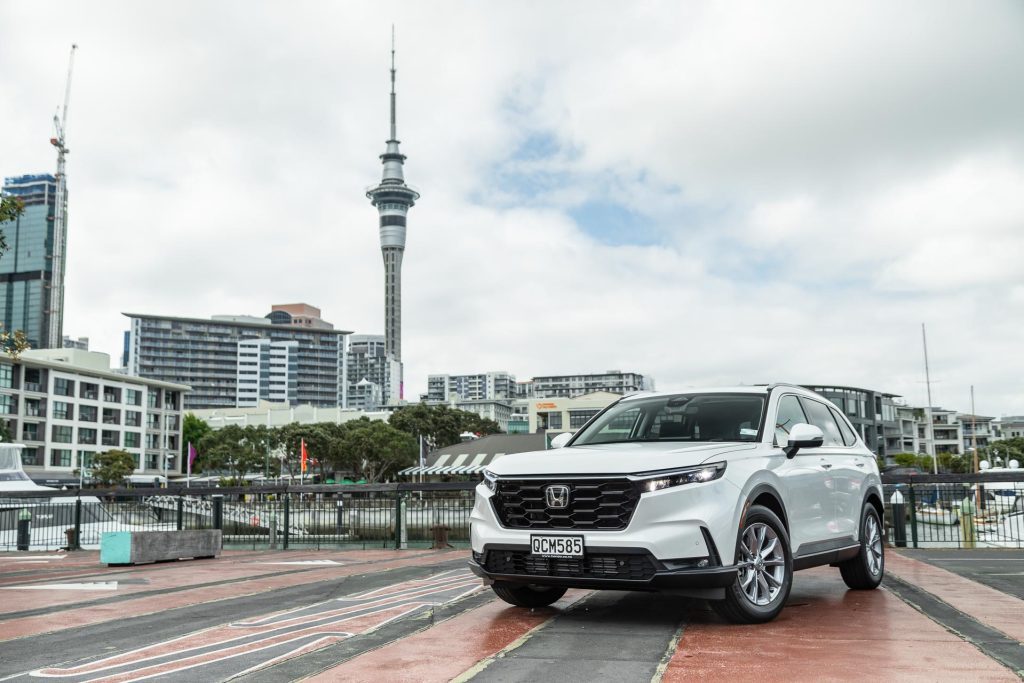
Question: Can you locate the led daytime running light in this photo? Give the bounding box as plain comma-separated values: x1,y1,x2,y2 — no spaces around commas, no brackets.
639,462,726,493
482,469,498,492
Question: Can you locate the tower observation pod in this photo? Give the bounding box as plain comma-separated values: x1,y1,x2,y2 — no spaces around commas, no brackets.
366,30,418,400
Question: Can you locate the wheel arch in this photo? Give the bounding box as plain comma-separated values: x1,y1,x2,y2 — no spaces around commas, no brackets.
745,483,789,533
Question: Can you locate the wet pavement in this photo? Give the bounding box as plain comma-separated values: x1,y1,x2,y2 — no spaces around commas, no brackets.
0,548,1020,681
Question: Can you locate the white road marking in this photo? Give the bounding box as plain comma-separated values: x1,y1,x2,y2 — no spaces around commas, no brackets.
0,581,118,591
4,555,67,561
259,560,343,566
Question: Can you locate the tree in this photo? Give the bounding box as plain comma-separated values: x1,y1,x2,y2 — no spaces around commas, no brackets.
981,438,1024,467
92,449,136,486
390,404,502,450
181,413,211,466
197,425,264,482
0,329,30,360
0,195,24,255
341,418,417,483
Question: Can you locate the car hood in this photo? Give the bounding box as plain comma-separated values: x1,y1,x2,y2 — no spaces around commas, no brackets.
486,442,758,476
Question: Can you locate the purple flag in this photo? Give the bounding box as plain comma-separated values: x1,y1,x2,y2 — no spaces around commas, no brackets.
188,442,198,468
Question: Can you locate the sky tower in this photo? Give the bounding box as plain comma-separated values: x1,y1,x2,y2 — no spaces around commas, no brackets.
366,30,418,400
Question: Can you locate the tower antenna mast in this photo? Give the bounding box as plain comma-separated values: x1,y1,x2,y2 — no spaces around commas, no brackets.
47,43,77,348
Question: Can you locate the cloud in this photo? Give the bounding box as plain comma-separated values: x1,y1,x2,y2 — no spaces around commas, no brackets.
1,0,1022,417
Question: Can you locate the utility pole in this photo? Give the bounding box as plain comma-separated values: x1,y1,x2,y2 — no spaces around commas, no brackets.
47,43,77,349
970,386,978,473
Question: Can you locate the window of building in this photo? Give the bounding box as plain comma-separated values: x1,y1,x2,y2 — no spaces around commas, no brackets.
538,411,563,431
568,409,600,429
21,447,39,466
0,393,16,415
80,382,99,400
54,377,75,397
146,433,159,449
104,386,122,403
145,453,159,470
51,425,73,443
24,398,45,417
125,410,141,427
21,422,39,441
79,405,97,422
167,435,178,451
23,368,43,392
78,451,94,469
101,430,120,447
125,389,141,406
124,432,141,448
53,401,73,420
102,408,121,425
0,364,12,389
78,428,97,445
148,389,161,409
50,449,72,467
165,392,178,410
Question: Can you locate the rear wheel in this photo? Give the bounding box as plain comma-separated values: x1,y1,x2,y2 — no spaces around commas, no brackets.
492,581,568,608
839,504,884,589
712,504,793,624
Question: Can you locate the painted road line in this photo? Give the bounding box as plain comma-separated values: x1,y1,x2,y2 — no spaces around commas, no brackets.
259,560,343,565
313,589,590,683
3,556,67,561
0,582,117,591
22,570,483,682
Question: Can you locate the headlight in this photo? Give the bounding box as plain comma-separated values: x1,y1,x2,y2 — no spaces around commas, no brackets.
482,469,498,493
632,462,726,493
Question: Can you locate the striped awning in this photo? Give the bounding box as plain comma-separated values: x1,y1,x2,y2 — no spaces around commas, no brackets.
398,451,506,476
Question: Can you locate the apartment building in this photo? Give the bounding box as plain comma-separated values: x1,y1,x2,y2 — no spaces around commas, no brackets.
0,349,187,484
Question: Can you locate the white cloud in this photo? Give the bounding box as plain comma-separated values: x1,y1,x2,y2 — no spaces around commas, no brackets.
0,0,1022,416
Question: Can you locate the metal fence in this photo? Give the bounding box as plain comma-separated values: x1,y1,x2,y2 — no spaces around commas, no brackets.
4,474,1022,552
881,472,1024,549
0,482,478,552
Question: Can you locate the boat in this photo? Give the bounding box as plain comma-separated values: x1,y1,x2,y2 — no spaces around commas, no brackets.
917,506,959,525
0,443,172,551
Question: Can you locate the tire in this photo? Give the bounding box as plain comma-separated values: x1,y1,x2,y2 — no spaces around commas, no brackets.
712,504,793,624
839,504,884,590
491,581,568,608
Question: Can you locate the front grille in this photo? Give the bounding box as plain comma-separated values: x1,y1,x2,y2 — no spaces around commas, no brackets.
483,550,659,581
491,479,640,530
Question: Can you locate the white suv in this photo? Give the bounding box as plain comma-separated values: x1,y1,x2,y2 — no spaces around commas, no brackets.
469,384,885,623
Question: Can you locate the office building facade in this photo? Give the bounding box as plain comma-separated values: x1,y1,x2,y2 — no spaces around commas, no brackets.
802,385,901,459
0,349,187,483
0,175,66,349
345,334,399,410
125,304,350,410
426,372,517,402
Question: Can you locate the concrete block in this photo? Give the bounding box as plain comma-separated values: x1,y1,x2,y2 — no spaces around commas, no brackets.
100,530,222,566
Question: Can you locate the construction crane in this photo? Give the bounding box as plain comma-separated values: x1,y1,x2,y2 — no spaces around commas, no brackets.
46,43,76,349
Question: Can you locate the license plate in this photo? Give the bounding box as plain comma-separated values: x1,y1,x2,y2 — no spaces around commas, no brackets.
530,535,584,558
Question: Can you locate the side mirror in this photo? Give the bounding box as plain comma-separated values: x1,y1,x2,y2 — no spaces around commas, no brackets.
549,432,573,449
784,423,824,459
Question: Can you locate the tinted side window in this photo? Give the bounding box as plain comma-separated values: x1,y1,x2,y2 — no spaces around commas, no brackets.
774,395,808,447
799,398,844,447
829,406,857,446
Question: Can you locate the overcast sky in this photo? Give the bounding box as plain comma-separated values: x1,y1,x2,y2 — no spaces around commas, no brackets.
1,1,1022,415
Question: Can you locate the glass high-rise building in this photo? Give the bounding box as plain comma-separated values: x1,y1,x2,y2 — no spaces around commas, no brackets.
0,175,65,349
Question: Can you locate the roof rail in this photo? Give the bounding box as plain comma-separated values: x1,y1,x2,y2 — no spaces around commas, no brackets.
766,382,806,392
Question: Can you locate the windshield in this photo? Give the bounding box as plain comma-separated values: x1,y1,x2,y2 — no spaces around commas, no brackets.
572,393,765,445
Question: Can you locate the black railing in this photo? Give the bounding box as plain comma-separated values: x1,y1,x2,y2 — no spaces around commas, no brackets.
881,472,1024,549
0,482,477,552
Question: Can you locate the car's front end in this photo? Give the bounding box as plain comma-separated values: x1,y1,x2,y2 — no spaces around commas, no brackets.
469,456,747,597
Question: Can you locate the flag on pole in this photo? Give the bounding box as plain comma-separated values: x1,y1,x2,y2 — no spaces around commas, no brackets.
300,439,308,473
187,442,198,487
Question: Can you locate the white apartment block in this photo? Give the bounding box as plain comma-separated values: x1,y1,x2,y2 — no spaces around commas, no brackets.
426,372,517,402
521,371,654,399
236,339,298,407
915,407,964,455
0,349,188,484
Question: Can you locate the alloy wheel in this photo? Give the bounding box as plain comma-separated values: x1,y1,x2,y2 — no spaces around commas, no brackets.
736,522,787,606
865,514,883,576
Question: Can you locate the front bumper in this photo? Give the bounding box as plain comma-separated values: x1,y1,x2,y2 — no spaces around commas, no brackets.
469,544,737,595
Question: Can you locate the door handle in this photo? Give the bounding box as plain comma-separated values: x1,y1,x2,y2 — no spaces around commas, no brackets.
820,463,833,470
855,462,866,467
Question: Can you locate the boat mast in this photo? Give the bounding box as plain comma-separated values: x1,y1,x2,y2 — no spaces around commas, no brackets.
922,323,938,474
970,385,978,473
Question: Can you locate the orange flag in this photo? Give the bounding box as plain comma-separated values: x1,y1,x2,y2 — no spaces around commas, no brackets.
300,439,308,473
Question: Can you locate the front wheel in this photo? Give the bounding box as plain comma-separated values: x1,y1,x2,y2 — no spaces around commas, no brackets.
492,581,567,608
712,504,793,624
839,504,884,589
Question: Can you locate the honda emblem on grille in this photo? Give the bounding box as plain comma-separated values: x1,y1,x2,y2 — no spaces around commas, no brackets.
545,484,570,509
